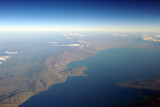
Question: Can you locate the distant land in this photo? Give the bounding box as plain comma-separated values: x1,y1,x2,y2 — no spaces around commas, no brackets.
0,32,160,107
118,78,160,106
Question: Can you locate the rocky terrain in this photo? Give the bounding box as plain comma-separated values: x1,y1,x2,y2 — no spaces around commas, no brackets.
0,34,101,107
0,48,90,107
0,33,151,107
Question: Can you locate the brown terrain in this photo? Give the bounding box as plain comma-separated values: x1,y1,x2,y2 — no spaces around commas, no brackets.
0,46,93,107
0,35,102,107
0,34,150,107
0,51,88,107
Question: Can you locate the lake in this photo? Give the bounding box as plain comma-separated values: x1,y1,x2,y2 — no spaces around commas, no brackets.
20,48,160,107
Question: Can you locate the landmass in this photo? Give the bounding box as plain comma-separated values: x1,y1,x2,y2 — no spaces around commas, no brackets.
0,33,103,107
117,78,160,107
0,32,158,107
117,78,160,91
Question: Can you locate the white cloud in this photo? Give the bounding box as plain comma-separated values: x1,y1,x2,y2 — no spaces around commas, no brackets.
5,51,18,54
0,51,18,64
50,42,57,44
112,34,128,37
142,34,160,42
64,33,84,38
62,44,81,47
120,35,128,37
0,56,10,61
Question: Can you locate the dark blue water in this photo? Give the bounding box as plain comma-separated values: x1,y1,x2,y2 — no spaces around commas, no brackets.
20,48,160,107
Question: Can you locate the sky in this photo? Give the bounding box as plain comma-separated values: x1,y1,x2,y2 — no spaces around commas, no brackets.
0,0,160,32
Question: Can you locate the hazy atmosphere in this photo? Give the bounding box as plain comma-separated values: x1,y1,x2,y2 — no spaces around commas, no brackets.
0,0,160,107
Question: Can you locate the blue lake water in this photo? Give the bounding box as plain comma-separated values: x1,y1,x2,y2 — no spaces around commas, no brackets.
20,48,160,107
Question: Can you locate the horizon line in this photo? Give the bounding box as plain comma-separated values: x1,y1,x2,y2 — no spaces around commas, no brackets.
0,27,159,32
